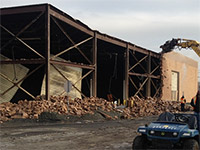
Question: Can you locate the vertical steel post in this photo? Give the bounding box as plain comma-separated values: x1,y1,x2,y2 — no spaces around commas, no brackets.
125,43,129,100
92,32,97,97
146,52,151,97
45,5,50,100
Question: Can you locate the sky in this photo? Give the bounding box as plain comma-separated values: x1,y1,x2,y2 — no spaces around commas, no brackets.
1,0,200,81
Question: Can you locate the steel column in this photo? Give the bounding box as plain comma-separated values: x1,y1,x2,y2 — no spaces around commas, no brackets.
125,43,129,100
45,5,50,100
92,32,97,97
146,52,151,97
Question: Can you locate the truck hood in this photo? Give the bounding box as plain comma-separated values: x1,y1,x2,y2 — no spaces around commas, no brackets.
148,121,188,132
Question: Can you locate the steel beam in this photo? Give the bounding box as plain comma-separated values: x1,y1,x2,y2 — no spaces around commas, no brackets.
92,32,97,97
125,44,129,100
96,33,160,58
129,76,144,98
146,53,151,97
153,86,161,98
0,4,46,15
134,77,148,96
129,55,148,72
50,60,94,70
0,25,45,59
52,17,92,64
128,72,160,79
74,70,93,86
51,37,93,60
49,9,94,36
0,72,35,99
0,11,44,52
1,64,43,96
45,5,50,100
0,59,45,64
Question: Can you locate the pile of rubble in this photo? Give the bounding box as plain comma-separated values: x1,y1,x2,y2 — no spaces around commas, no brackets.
0,96,192,123
121,96,192,119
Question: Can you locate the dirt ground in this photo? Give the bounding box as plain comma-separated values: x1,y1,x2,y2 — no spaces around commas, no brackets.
0,116,158,150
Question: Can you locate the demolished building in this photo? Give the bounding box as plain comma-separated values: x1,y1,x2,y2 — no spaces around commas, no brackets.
1,4,197,104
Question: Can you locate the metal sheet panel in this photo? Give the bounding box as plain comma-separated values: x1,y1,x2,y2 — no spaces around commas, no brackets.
41,56,82,99
0,55,29,103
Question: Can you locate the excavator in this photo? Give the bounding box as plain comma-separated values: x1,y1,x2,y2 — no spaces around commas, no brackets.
132,38,200,150
160,38,200,57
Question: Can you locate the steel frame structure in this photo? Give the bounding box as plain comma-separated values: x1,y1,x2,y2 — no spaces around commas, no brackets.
0,4,161,101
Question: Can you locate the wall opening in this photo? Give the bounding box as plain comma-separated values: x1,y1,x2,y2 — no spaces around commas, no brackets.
171,71,179,101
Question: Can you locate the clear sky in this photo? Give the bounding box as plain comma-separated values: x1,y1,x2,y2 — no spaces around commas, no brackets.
1,0,200,80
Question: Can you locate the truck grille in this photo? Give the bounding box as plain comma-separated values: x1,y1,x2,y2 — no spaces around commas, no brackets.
149,131,178,138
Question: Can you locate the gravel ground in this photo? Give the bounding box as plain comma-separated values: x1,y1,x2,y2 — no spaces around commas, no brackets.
0,116,158,150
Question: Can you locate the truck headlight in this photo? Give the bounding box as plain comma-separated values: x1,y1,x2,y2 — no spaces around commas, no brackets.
173,132,178,137
182,133,190,137
139,129,146,133
150,130,155,135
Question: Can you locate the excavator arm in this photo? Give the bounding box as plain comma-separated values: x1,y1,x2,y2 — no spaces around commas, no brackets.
160,38,200,57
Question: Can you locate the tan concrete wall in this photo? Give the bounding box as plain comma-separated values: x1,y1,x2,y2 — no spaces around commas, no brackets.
162,51,198,102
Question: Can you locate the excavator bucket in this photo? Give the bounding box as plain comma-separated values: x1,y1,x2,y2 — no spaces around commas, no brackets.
160,38,179,53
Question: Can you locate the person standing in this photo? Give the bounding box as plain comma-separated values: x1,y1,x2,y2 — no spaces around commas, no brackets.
190,91,200,113
190,91,200,131
180,95,186,111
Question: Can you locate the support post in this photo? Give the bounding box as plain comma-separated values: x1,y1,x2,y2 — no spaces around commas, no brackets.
92,32,97,97
125,43,129,100
45,5,50,100
146,52,151,97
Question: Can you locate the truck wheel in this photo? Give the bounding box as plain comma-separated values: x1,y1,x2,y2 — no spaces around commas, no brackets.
183,139,199,150
132,135,147,150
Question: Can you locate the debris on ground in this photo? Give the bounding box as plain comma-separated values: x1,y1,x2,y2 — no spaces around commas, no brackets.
0,96,193,123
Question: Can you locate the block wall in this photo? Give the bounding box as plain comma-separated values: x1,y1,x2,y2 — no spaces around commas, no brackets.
162,51,198,102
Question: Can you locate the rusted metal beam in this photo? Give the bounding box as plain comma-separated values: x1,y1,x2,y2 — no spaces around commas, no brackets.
125,43,129,100
153,86,161,98
128,72,160,79
92,32,97,97
146,53,151,97
96,33,126,48
0,4,46,15
1,64,44,96
134,77,148,97
152,58,159,66
130,51,147,72
0,11,44,52
96,33,160,58
151,79,157,91
0,72,35,99
59,69,93,96
50,60,95,70
0,25,45,59
52,17,92,65
129,55,148,72
51,37,93,60
129,76,144,98
45,5,50,100
51,64,86,98
49,9,94,36
74,70,93,86
150,65,160,75
0,59,45,64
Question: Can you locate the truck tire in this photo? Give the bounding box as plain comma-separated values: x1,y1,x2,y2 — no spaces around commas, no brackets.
183,139,199,150
132,135,147,150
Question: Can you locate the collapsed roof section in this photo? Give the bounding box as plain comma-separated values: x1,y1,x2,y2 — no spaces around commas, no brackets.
0,4,161,103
